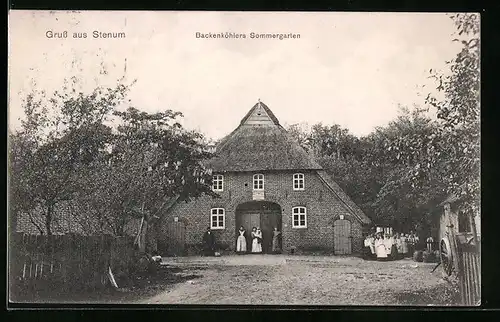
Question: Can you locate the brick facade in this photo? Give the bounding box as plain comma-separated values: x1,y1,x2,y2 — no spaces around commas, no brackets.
158,170,366,254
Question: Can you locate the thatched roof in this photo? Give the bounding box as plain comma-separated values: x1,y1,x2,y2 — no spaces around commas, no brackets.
207,101,322,172
204,101,371,225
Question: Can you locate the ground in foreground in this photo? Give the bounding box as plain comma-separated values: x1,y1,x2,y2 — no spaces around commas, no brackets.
142,255,459,306
11,255,461,306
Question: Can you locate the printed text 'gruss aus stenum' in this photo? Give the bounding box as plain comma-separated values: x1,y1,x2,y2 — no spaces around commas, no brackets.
195,32,301,40
45,30,126,39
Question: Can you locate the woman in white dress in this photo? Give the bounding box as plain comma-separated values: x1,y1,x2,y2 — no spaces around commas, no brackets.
375,233,387,260
236,226,247,254
251,227,263,253
383,234,391,257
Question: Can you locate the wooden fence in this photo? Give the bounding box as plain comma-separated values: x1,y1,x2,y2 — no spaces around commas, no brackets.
456,239,481,305
9,232,134,296
446,224,481,306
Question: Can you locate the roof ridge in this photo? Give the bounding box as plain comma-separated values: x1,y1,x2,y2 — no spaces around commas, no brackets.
208,102,322,172
240,101,280,126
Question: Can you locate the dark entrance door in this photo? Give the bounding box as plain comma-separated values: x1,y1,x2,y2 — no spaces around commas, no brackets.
236,201,282,253
334,219,352,255
163,220,186,256
260,212,278,253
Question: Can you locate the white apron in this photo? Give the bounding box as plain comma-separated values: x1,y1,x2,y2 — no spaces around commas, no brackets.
375,239,387,258
236,230,247,252
251,231,262,253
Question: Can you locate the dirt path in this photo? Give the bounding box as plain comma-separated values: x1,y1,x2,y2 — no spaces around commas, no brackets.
141,255,459,305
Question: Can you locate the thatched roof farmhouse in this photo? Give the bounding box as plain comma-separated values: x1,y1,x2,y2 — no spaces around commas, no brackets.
158,101,372,256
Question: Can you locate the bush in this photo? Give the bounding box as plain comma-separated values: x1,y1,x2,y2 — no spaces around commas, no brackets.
413,250,423,262
422,250,435,263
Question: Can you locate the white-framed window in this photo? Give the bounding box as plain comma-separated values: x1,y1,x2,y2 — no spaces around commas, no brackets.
210,208,225,229
253,174,264,190
293,173,305,190
212,174,224,192
292,207,307,228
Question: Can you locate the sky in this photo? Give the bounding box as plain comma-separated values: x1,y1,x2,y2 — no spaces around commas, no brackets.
8,11,464,140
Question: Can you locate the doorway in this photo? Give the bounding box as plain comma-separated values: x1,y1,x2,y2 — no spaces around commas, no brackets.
161,219,186,256
333,219,352,255
235,201,282,253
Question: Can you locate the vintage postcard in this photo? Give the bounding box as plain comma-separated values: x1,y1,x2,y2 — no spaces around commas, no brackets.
8,10,480,306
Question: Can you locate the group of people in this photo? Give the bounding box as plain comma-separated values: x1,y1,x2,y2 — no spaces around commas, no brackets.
363,231,420,261
236,226,281,254
202,226,282,256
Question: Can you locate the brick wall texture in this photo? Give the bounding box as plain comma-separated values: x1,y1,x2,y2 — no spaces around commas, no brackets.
158,170,366,255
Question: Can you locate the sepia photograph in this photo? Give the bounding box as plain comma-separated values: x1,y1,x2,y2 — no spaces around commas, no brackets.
7,10,480,306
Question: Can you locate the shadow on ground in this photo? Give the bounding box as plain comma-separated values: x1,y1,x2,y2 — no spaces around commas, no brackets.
10,265,205,304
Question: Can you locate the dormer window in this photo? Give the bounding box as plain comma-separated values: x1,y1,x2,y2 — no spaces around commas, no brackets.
293,173,305,191
253,174,264,190
212,175,224,192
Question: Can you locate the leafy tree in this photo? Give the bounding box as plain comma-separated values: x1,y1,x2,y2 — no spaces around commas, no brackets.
11,74,217,254
425,13,480,217
368,106,449,230
9,81,129,235
286,122,312,152
70,107,216,255
308,123,360,160
318,155,382,220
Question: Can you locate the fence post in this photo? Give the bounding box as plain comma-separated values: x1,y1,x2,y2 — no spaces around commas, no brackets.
99,235,106,289
446,220,465,304
61,234,71,293
90,236,99,291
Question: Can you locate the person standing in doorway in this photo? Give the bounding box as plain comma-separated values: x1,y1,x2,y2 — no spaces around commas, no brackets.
236,226,247,254
252,227,262,253
251,227,258,253
272,227,281,253
202,227,216,256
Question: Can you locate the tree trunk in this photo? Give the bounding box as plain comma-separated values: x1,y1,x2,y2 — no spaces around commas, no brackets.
28,212,45,235
134,216,147,253
147,220,158,254
45,203,54,236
